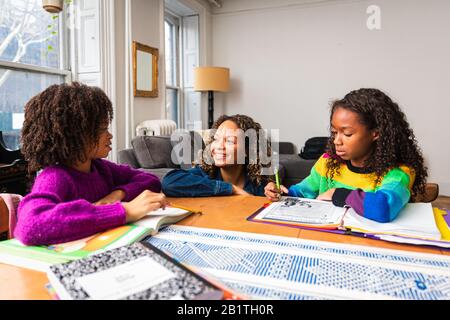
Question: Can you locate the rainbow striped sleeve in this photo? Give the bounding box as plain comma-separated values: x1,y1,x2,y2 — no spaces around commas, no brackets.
333,166,414,223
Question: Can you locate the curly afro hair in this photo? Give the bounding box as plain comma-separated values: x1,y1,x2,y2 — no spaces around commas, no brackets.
325,88,427,200
21,82,113,173
200,114,272,186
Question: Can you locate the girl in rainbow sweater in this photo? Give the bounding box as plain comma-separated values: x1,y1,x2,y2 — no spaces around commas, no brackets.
265,88,428,223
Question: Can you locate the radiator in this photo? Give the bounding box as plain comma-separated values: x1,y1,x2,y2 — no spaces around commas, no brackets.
136,120,177,136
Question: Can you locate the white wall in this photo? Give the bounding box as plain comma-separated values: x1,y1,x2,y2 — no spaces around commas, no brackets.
130,0,166,131
113,0,167,152
114,0,126,152
113,0,212,152
211,0,450,195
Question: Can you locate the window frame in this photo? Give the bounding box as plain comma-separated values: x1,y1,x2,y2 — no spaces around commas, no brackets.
0,6,72,80
0,2,73,150
164,10,182,127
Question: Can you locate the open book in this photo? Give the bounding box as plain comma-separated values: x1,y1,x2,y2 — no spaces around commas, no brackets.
0,206,193,272
47,242,224,300
248,197,449,248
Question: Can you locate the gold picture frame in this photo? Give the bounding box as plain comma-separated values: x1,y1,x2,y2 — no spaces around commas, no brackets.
133,41,159,97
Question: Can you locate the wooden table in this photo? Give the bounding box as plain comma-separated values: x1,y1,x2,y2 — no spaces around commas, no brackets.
1,195,448,300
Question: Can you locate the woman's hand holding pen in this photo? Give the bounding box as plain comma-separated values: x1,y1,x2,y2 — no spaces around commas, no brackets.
264,182,289,202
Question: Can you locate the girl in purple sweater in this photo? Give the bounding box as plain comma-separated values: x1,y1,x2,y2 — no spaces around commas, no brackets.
15,82,166,246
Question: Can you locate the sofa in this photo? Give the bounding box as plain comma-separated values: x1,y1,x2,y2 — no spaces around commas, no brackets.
118,136,181,180
118,135,315,187
278,144,315,187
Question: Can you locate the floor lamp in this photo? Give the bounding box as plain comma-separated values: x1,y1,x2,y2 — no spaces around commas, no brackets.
194,67,230,129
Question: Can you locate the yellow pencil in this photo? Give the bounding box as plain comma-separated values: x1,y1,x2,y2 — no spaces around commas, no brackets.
169,204,202,214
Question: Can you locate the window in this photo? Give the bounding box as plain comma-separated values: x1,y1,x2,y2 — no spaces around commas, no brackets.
164,12,180,127
0,0,71,150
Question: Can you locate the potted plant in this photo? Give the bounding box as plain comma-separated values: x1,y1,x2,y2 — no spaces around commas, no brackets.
42,0,63,13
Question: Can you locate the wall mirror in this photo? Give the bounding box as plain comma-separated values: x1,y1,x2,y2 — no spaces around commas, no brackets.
133,41,158,97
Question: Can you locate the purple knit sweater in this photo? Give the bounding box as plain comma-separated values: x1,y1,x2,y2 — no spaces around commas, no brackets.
15,159,161,246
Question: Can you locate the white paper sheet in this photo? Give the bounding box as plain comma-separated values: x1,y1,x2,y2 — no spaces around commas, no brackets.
344,203,442,240
146,207,189,217
77,256,175,300
253,197,346,225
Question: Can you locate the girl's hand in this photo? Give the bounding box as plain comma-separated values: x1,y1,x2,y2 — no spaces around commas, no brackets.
122,191,168,223
232,185,250,196
316,188,336,201
94,190,126,205
264,182,288,202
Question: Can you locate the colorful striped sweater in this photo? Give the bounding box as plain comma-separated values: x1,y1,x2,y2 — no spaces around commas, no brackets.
288,154,415,223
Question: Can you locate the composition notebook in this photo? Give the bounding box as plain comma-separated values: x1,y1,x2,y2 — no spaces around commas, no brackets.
0,206,193,272
47,242,224,300
248,197,450,248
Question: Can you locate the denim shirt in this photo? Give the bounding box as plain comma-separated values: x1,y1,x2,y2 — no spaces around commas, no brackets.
161,166,266,197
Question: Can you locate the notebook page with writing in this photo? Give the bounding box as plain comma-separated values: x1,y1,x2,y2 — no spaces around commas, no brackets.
251,197,346,228
343,203,442,240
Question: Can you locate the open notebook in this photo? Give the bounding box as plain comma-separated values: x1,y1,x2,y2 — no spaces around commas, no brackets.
248,197,449,248
0,206,193,272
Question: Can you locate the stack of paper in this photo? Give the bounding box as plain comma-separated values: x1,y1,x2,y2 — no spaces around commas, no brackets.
343,203,445,246
0,206,192,272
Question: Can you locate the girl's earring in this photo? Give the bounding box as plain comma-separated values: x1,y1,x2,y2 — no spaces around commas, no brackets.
372,130,380,141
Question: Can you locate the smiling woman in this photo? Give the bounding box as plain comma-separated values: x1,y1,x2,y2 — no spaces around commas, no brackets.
162,114,272,198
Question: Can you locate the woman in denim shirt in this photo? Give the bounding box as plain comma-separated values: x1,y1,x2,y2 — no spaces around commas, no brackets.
162,114,271,197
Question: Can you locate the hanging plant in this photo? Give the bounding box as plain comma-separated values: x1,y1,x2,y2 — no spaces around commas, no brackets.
45,14,58,53
43,0,72,55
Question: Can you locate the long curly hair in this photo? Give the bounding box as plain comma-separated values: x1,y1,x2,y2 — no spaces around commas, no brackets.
21,82,113,174
200,114,271,186
325,88,427,199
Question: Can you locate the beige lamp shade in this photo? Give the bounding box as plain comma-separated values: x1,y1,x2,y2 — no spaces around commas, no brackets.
194,67,230,92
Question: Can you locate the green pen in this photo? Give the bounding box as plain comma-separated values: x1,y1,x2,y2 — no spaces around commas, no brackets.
274,167,281,193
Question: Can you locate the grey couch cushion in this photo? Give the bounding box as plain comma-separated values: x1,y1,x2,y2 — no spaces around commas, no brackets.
119,135,314,188
279,154,315,187
279,142,297,155
131,136,178,169
118,148,140,168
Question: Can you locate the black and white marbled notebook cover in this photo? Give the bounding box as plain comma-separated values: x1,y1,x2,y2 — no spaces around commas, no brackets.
48,242,223,300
